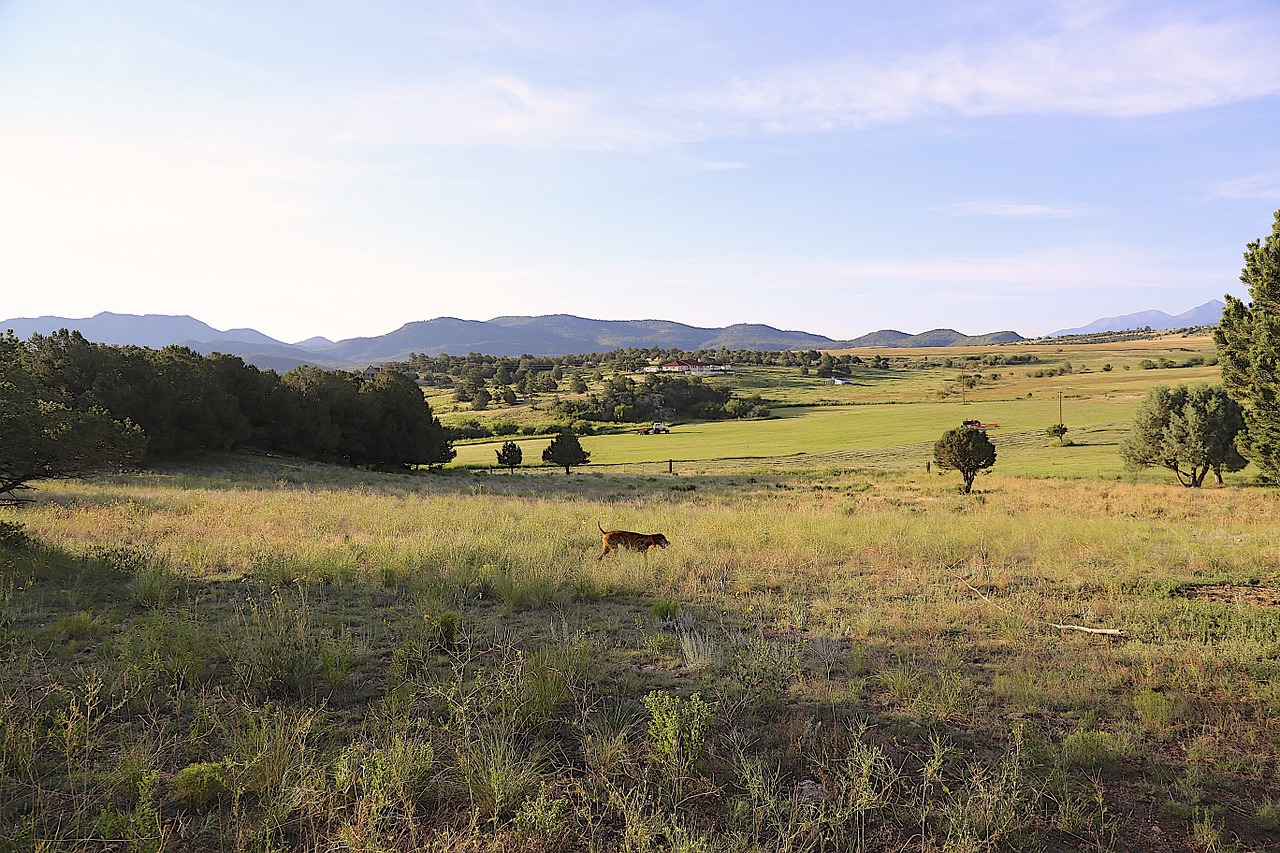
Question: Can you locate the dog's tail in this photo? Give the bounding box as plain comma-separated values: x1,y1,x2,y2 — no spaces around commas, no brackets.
597,520,606,534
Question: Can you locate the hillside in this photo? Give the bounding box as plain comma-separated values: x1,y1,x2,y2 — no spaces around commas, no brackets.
838,328,1024,348
7,311,1024,367
1050,299,1224,336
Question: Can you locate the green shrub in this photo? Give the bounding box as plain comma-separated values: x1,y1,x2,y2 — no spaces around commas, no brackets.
651,595,681,621
1255,799,1280,832
173,761,230,810
1132,689,1178,729
1062,730,1121,768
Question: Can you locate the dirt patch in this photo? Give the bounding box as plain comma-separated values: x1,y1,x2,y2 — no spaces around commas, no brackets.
1181,583,1280,607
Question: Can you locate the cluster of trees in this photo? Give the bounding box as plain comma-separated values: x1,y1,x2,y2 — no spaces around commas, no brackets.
1,331,453,501
549,373,768,424
493,433,591,475
933,209,1280,495
1120,208,1280,488
1120,385,1246,487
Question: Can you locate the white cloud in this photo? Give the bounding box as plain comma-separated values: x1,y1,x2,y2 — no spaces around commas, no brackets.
933,200,1092,219
695,11,1280,133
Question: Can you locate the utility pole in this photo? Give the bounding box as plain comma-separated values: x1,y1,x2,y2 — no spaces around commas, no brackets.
1059,390,1064,427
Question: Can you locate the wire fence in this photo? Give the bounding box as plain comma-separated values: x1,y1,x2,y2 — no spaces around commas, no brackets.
473,425,1130,478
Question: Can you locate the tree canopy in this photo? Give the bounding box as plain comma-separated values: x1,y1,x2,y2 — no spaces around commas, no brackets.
1215,209,1280,482
1119,384,1246,487
542,432,589,474
496,440,522,473
1,334,145,503
0,331,454,479
933,427,996,494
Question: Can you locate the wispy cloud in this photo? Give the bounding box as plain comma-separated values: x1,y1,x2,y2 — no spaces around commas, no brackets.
933,199,1093,219
693,10,1280,134
1211,170,1280,201
218,5,1280,157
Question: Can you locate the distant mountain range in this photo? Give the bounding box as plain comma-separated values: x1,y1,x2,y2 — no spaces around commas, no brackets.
1049,300,1224,336
1,300,1222,370
0,311,1025,369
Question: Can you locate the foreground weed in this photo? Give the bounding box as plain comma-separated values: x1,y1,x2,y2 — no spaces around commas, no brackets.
580,703,640,782
221,702,321,811
128,562,187,608
1062,729,1123,769
1254,798,1280,832
512,783,571,846
1191,806,1224,852
232,587,352,697
815,723,901,851
1132,688,1179,730
455,724,548,822
677,629,721,670
939,728,1036,852
52,670,126,781
332,734,436,845
643,690,713,806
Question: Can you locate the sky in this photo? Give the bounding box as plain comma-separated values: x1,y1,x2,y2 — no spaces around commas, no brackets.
1,0,1278,344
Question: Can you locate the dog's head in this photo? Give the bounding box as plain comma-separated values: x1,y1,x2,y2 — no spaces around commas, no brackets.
650,534,671,549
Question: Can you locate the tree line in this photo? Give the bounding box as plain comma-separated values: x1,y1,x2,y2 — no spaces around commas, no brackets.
1,331,453,503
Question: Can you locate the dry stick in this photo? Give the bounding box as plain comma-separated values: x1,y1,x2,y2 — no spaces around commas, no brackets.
941,561,1127,638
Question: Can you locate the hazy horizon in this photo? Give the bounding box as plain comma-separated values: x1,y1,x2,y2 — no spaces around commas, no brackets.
1,1,1276,342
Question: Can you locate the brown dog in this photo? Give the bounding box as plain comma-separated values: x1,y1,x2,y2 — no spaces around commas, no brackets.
597,521,670,562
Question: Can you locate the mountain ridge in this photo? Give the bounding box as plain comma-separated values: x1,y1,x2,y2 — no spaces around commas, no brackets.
3,302,1221,370
1050,300,1225,336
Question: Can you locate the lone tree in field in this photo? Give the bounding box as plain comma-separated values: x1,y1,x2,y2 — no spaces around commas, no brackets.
542,431,589,474
1215,208,1280,483
496,440,522,473
933,426,996,493
1119,384,1246,487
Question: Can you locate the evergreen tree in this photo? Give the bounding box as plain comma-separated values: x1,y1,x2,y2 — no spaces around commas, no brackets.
496,440,522,473
1215,209,1280,482
933,427,996,493
0,334,144,503
542,432,589,474
1119,384,1246,487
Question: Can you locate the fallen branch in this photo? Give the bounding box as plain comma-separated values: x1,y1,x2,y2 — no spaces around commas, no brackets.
1047,623,1127,637
941,557,1128,639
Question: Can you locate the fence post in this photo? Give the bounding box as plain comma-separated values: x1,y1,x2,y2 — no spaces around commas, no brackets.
668,459,674,475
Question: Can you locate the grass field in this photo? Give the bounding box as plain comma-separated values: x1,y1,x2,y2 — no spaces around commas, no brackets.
3,335,1277,852
449,335,1230,482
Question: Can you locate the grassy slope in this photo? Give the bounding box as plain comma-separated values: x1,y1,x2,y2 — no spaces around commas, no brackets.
3,461,1279,851
5,334,1275,851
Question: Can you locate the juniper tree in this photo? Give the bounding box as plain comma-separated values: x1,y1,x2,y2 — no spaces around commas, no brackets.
933,427,996,494
1215,209,1280,482
496,440,522,473
542,432,589,474
1119,384,1246,487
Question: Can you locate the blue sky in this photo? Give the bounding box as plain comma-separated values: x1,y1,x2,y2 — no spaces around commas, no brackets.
1,1,1278,343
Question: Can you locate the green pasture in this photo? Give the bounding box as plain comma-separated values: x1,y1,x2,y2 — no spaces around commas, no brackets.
448,337,1234,482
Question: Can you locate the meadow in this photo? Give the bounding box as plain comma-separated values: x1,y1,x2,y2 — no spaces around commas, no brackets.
2,333,1278,852
447,334,1226,481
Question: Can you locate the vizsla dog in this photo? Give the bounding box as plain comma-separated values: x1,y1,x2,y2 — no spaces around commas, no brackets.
597,521,670,562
